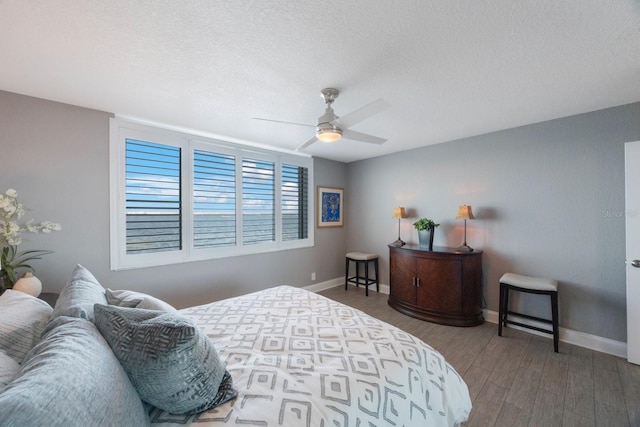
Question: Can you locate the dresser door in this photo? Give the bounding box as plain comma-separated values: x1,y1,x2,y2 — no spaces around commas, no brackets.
389,249,417,305
416,256,462,314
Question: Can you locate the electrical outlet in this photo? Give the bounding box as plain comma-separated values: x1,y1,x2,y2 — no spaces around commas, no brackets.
311,272,316,281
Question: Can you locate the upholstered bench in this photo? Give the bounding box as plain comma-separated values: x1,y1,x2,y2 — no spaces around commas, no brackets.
498,272,559,352
345,252,379,296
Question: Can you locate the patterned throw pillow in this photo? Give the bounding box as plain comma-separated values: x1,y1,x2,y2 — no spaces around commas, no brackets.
105,288,177,312
93,304,237,415
0,289,53,364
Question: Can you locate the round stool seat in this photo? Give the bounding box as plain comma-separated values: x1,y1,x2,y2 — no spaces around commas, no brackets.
346,251,378,261
500,273,557,292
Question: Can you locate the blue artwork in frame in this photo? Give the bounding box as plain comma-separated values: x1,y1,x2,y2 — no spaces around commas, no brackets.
317,186,344,227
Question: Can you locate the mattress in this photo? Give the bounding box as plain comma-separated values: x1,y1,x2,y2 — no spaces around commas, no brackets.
149,285,472,426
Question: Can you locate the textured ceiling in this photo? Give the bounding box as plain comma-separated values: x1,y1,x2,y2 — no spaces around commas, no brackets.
1,1,639,163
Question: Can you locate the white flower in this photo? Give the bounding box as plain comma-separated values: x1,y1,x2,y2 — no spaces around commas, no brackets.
7,222,20,233
24,220,38,233
7,236,21,246
0,189,61,250
40,221,62,232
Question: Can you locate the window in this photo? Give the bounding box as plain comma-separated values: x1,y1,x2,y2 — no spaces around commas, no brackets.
125,139,182,254
242,157,275,245
110,118,314,270
282,164,309,241
193,150,236,248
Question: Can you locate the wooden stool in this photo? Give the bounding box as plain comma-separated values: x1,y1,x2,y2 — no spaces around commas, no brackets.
498,272,559,352
345,252,379,296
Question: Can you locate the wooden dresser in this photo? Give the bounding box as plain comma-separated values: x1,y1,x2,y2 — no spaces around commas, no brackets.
388,245,484,326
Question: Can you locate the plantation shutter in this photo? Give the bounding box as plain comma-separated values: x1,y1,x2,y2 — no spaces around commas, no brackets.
193,150,236,248
242,157,275,245
282,164,309,241
125,139,181,254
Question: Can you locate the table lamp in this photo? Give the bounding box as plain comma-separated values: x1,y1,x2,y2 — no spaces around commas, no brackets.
456,205,475,252
391,206,407,247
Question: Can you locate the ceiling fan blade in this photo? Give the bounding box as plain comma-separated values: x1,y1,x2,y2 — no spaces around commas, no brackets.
342,129,387,145
252,117,314,128
296,135,318,151
333,98,390,129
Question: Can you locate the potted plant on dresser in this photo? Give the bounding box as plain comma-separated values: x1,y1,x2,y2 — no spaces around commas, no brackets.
413,218,439,251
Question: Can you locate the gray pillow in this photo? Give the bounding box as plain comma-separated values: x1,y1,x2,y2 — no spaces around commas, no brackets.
106,288,177,312
0,289,53,364
50,264,107,322
93,304,237,415
0,350,20,392
0,316,149,426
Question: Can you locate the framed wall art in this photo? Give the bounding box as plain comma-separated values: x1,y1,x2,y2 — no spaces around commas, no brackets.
317,186,344,227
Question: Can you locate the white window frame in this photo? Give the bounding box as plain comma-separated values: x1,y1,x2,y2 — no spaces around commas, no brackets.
109,117,314,271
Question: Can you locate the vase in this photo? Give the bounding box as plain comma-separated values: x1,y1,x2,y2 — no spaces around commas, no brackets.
418,229,435,251
13,272,42,297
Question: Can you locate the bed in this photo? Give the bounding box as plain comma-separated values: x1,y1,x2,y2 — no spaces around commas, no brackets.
0,266,471,427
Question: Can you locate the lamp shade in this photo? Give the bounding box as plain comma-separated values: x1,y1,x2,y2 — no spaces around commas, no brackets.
392,206,407,219
456,205,475,220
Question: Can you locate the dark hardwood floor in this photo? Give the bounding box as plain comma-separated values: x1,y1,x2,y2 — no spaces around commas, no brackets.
319,286,640,427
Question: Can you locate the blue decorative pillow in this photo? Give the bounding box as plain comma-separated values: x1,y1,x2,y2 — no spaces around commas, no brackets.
0,316,148,426
50,264,106,322
93,304,237,415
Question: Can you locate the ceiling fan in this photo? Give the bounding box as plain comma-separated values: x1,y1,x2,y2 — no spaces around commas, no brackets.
254,88,390,151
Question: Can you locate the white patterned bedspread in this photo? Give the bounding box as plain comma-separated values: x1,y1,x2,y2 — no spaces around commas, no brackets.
149,286,471,427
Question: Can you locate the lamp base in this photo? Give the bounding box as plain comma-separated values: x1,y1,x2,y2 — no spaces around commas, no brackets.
456,244,474,252
391,238,406,247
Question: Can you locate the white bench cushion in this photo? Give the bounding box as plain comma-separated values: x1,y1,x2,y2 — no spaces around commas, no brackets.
500,273,558,292
346,252,378,261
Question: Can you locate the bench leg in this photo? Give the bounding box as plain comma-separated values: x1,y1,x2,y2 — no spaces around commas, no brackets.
498,283,505,336
374,258,379,293
365,261,369,296
551,291,559,353
503,286,510,328
345,258,350,290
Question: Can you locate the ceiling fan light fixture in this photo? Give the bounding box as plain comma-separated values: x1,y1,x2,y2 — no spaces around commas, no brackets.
256,87,388,152
316,126,342,143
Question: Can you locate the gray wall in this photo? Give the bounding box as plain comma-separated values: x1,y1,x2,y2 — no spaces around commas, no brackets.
3,89,639,343
0,90,348,308
346,102,640,342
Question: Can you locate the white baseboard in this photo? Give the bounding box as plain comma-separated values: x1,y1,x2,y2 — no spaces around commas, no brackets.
484,309,627,358
303,278,344,293
304,279,627,359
